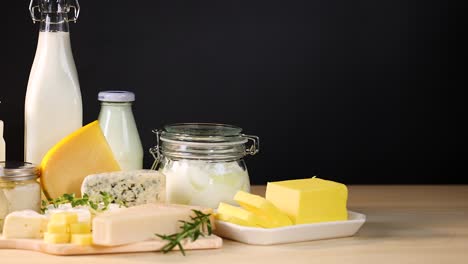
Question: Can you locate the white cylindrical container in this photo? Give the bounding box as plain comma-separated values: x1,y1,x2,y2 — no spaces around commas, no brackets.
25,0,82,164
0,121,5,161
98,91,143,170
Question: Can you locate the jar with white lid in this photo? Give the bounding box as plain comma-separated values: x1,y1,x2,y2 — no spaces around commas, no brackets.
150,123,259,208
0,162,41,228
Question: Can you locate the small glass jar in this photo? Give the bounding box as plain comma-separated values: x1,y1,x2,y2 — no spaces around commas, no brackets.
0,162,41,228
150,123,259,208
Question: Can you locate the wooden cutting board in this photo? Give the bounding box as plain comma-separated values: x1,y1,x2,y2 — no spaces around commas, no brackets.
0,235,222,256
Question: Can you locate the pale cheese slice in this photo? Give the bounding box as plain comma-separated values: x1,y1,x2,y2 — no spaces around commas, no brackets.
92,203,213,246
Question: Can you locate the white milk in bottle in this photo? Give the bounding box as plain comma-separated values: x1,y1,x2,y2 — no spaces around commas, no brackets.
25,0,82,164
98,91,143,170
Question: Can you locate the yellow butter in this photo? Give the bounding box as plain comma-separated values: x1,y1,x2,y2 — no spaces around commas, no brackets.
216,202,262,227
40,121,120,199
266,177,348,224
44,232,70,244
71,234,93,246
70,222,91,234
234,191,292,227
47,222,68,234
50,212,78,225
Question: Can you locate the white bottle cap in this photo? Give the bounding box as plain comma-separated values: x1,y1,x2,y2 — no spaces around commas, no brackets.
98,91,135,102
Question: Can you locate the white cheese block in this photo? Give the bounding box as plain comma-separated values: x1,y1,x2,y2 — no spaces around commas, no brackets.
81,170,166,207
2,210,48,239
92,203,212,246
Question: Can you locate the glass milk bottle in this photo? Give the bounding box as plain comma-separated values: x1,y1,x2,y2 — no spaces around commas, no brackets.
25,0,82,164
98,91,143,170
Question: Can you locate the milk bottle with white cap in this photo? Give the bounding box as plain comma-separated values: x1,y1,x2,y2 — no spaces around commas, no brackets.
25,0,82,164
98,91,143,170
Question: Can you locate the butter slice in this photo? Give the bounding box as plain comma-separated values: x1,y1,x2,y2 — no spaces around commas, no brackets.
2,210,48,239
234,191,292,228
92,203,213,246
216,202,261,227
266,177,348,224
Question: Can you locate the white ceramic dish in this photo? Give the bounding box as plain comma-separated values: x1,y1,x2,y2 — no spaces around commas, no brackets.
214,210,366,245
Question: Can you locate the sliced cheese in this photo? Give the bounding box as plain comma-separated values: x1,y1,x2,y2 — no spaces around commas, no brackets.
2,210,48,239
92,203,213,246
81,170,166,206
234,191,292,227
40,121,120,199
266,177,348,224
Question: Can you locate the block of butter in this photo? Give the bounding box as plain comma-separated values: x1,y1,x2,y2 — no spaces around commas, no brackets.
266,177,348,224
92,203,213,246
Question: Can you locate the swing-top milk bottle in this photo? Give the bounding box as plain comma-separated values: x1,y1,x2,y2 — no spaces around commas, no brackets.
25,0,82,164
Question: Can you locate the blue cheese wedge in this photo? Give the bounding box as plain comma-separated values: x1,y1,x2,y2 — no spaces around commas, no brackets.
81,170,166,207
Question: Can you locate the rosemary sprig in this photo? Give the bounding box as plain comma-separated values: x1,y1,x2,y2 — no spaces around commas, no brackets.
156,209,213,256
41,191,126,214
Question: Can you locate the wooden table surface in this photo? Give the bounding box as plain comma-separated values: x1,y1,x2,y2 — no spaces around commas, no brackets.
1,185,468,264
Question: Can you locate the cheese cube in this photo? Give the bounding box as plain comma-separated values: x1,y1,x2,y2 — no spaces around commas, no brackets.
47,222,68,234
266,177,348,224
216,202,261,227
71,234,93,246
44,232,70,244
234,191,292,227
2,210,48,239
50,212,78,225
44,205,92,224
70,222,91,234
92,203,212,246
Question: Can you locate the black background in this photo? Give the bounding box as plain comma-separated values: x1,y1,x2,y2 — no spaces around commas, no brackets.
0,1,461,184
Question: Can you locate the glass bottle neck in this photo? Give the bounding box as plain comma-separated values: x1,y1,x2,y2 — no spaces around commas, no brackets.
100,102,133,108
40,13,69,32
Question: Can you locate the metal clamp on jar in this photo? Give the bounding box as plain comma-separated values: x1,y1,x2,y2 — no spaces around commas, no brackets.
150,123,259,208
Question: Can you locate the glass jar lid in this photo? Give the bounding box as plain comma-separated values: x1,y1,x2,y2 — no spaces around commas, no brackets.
161,123,247,144
150,123,259,168
0,162,39,181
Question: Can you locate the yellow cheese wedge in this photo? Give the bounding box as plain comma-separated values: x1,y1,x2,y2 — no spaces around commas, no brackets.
71,234,93,246
44,232,70,244
70,222,91,234
266,177,348,224
216,202,262,227
40,121,120,199
234,191,292,227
